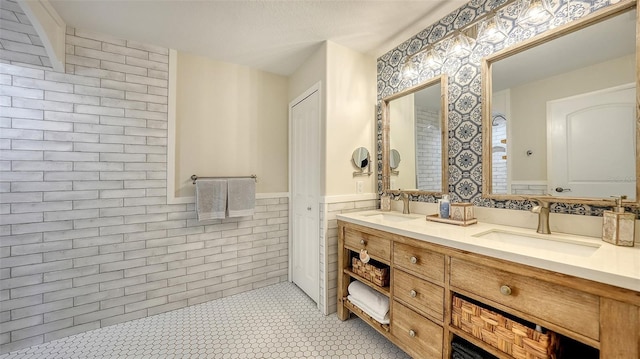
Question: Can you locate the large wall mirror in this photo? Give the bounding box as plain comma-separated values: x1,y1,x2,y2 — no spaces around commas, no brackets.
482,1,639,206
382,75,448,194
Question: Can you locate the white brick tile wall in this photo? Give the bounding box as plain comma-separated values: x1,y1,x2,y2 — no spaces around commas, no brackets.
0,0,50,69
492,122,508,194
100,79,146,93
319,198,376,315
415,107,442,191
0,26,288,354
0,85,43,99
73,66,124,82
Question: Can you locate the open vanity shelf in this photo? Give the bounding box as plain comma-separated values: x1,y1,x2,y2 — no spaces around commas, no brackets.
342,268,390,296
337,220,639,359
341,232,393,334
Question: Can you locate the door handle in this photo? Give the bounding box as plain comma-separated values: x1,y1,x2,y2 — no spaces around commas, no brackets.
307,206,312,211
554,187,571,193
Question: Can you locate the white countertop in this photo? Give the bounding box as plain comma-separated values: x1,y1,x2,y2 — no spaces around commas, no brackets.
337,210,640,292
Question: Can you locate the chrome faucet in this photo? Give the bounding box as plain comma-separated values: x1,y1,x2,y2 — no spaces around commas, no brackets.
530,198,551,234
395,191,410,214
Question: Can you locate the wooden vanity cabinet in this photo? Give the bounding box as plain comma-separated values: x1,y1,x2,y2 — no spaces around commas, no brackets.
393,269,444,322
392,300,444,359
343,227,391,262
450,258,600,341
337,220,640,359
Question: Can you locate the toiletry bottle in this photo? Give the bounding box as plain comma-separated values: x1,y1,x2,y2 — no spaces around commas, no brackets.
602,195,635,247
439,194,450,219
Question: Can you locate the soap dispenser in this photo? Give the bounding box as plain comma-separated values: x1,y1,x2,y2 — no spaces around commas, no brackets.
439,194,450,219
602,195,635,247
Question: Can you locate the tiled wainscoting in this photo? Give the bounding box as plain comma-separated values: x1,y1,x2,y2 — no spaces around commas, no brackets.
0,0,52,69
319,197,377,315
0,26,288,354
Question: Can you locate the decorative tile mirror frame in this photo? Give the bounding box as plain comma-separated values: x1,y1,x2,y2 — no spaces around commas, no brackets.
377,0,640,216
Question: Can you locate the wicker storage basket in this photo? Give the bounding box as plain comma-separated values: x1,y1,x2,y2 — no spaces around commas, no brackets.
351,257,389,287
451,295,559,359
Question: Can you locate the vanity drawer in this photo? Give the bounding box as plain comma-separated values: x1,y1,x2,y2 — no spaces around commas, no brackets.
344,228,391,262
391,300,443,359
450,258,600,340
394,242,445,283
393,269,444,322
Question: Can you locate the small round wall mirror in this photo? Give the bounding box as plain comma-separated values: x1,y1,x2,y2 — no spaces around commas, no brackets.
352,147,369,169
389,149,401,170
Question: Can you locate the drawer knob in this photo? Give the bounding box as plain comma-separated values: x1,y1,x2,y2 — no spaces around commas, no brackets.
360,239,366,245
410,289,417,298
409,329,416,338
410,256,417,264
500,285,512,296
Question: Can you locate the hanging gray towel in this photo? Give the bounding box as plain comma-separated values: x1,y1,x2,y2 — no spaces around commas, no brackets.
227,178,255,218
196,179,227,221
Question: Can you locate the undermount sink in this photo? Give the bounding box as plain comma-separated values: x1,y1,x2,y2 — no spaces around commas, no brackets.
472,229,601,257
361,212,419,223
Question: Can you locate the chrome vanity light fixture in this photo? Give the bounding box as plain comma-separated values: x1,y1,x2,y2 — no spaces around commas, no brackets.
446,31,474,57
423,48,443,70
399,0,520,75
517,0,554,26
401,51,424,78
477,12,508,44
402,47,443,79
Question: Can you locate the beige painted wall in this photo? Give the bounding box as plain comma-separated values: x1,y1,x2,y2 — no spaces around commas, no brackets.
175,52,289,196
288,43,328,196
325,41,377,195
289,41,376,196
508,54,635,181
289,43,327,104
389,94,416,190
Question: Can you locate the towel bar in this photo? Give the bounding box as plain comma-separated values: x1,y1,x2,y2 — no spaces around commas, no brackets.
191,174,257,184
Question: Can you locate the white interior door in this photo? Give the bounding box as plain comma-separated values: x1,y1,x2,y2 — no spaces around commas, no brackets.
548,83,636,199
290,86,320,303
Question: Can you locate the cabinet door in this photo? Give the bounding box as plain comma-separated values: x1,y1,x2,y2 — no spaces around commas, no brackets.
392,301,443,359
344,228,391,262
600,298,640,359
394,242,445,283
394,269,444,322
450,258,600,340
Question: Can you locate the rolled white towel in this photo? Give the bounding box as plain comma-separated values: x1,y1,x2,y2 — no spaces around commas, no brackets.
348,280,389,319
347,295,390,324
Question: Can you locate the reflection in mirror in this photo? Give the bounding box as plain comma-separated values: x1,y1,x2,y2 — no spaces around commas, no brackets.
484,6,637,203
352,147,369,169
390,149,401,173
383,75,448,193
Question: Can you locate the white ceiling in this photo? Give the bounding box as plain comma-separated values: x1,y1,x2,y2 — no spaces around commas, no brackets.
49,0,468,76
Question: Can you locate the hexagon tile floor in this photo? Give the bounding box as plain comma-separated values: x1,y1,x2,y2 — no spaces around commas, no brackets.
0,282,410,358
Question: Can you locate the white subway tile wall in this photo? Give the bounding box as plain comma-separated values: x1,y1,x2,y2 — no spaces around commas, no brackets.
492,122,507,194
319,199,376,315
415,107,441,192
511,184,547,196
0,25,289,354
0,0,52,69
